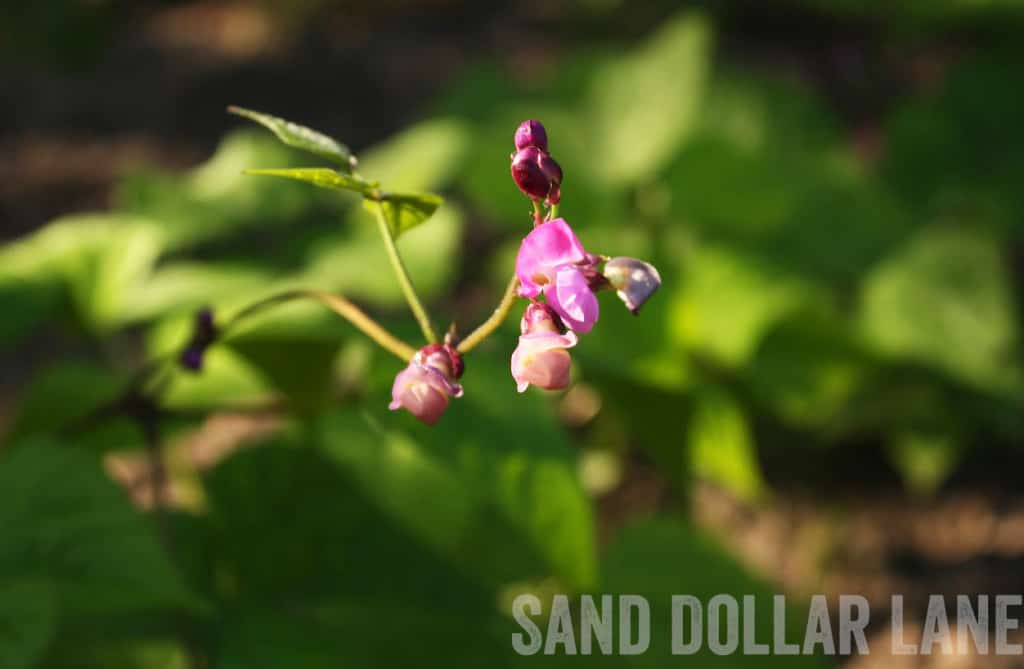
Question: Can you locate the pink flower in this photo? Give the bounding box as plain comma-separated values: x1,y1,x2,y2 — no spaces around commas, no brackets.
515,218,599,333
511,302,578,392
389,344,464,425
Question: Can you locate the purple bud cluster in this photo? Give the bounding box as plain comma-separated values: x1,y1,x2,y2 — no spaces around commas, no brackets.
510,120,563,205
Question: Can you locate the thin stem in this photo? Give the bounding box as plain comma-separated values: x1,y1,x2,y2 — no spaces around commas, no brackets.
223,289,417,361
457,274,520,354
548,203,559,220
532,199,544,227
370,199,439,344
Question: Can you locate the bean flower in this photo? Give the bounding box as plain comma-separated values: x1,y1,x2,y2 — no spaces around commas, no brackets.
515,218,600,334
511,302,578,392
389,344,464,425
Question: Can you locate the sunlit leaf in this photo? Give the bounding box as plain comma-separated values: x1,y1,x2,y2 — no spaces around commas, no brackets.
306,203,463,307
357,118,470,192
244,167,375,196
588,11,712,185
669,243,822,367
859,225,1021,395
228,105,356,170
688,387,764,502
363,192,443,238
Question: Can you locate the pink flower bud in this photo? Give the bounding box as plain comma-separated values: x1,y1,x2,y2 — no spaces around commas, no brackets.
520,301,564,335
511,304,578,392
388,345,464,425
514,119,548,152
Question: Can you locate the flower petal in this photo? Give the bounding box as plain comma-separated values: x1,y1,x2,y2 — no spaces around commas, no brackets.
546,266,599,333
515,218,587,297
510,331,578,392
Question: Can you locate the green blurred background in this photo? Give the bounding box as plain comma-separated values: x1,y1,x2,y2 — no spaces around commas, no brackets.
2,1,1023,667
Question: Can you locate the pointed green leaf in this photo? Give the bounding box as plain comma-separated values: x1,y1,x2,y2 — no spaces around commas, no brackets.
363,192,443,238
244,168,375,196
228,106,355,170
589,11,712,185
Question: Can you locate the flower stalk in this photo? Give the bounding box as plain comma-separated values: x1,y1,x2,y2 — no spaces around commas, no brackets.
370,197,439,344
457,274,520,354
222,288,417,361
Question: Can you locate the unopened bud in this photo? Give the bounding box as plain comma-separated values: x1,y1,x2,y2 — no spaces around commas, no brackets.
511,146,551,201
511,303,578,393
390,344,465,425
521,301,564,335
179,307,218,373
514,119,548,152
416,342,465,380
603,257,662,314
537,152,563,205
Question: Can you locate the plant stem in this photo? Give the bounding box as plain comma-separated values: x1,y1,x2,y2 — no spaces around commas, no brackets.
457,274,520,354
532,199,544,227
548,203,559,220
370,199,439,343
223,289,417,361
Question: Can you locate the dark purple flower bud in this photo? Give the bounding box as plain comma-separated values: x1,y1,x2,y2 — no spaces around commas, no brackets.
180,346,204,371
537,152,563,205
511,146,551,201
179,307,218,373
603,257,662,315
514,120,548,152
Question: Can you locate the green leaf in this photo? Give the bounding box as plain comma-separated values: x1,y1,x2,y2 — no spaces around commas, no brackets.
745,308,870,431
363,192,443,238
596,517,833,668
0,441,201,622
688,387,764,502
228,106,356,170
4,361,127,444
858,225,1021,395
668,242,822,367
0,213,167,332
118,130,349,250
0,579,56,669
588,11,712,185
357,118,470,192
306,203,463,306
243,167,375,196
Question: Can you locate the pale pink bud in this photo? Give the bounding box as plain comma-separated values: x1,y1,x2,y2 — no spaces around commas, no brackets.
388,345,464,425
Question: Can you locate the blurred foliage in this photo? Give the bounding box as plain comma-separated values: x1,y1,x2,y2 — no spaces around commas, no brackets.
2,2,1024,666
